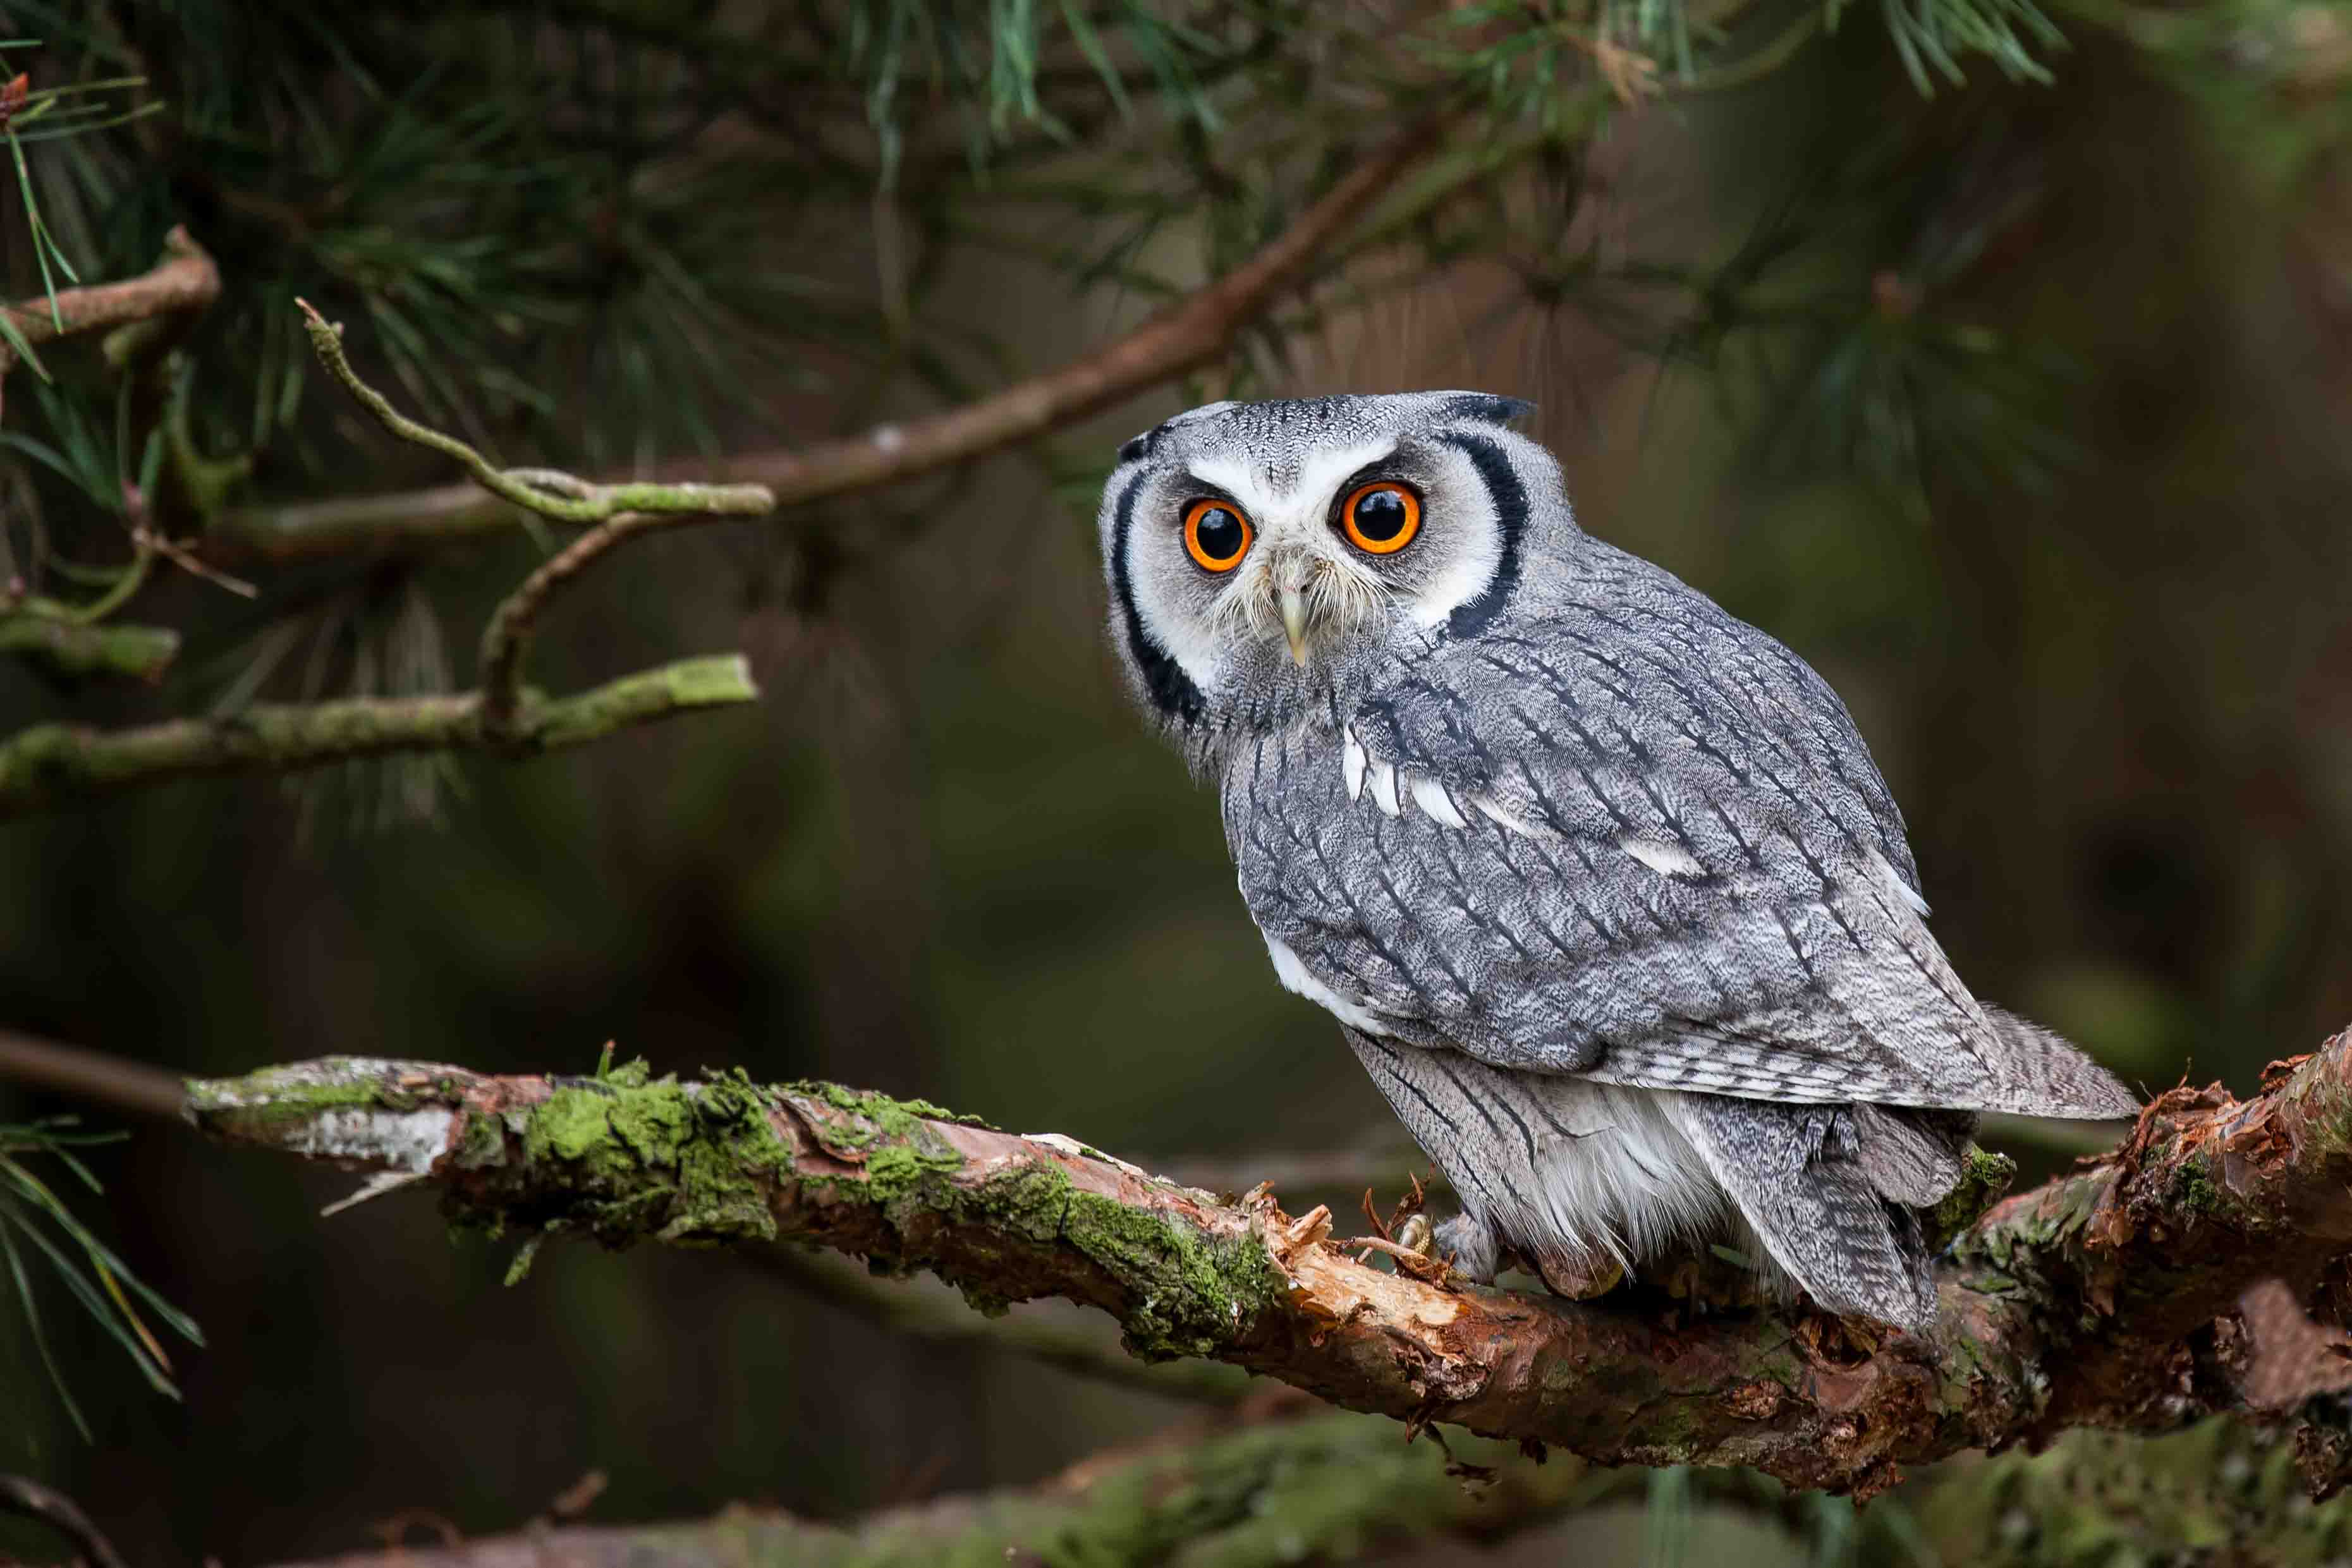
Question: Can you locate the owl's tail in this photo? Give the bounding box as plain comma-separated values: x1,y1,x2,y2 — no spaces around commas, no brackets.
1978,1006,2142,1121
1669,1094,1965,1331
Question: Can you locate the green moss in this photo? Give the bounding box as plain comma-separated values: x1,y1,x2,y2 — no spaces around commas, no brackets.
865,1142,964,1202
501,1069,807,1248
791,1079,996,1134
186,1059,407,1125
1929,1145,2019,1249
1060,1186,1290,1358
2167,1157,2223,1217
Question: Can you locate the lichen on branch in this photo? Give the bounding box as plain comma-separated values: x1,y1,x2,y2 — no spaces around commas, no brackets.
0,653,759,817
183,1026,2352,1496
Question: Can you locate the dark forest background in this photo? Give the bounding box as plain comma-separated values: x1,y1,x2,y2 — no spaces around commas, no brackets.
1,1,2349,1562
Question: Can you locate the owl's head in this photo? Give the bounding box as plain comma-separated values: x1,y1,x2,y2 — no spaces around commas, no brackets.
1097,391,1569,744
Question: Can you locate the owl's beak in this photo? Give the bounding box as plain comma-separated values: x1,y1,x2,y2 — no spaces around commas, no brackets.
1273,551,1313,666
1280,585,1310,666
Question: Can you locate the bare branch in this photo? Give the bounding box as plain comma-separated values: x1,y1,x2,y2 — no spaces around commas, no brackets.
0,1029,185,1120
0,1476,130,1568
0,653,758,818
186,1027,2352,1496
204,121,1446,562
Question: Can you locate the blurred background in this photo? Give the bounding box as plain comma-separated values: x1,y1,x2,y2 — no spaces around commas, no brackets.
0,1,2349,1562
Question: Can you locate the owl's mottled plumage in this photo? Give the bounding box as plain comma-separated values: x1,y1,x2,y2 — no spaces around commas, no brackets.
1097,391,2135,1329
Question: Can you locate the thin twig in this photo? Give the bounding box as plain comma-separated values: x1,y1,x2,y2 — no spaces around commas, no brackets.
294,301,773,738
0,1030,186,1120
210,120,1448,562
293,302,773,529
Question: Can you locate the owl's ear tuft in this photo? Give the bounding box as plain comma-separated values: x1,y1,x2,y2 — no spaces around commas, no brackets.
1118,430,1155,465
1440,392,1536,429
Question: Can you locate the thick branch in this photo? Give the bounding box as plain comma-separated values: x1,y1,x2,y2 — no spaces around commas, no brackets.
204,121,1443,561
0,226,220,386
186,1030,2352,1495
0,654,757,818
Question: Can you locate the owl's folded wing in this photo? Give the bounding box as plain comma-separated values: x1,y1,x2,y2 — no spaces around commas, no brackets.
1238,567,2133,1121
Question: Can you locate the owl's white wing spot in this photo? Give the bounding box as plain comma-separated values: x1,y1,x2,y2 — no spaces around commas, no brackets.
1367,759,1402,817
1469,792,1540,837
1870,846,1930,917
1342,727,1368,802
1621,836,1703,878
1408,775,1470,829
1263,932,1392,1035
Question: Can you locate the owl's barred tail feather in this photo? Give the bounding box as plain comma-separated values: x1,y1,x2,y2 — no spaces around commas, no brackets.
1672,1095,1946,1330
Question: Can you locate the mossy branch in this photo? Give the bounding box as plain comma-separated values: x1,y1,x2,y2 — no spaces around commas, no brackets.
0,654,757,818
0,613,178,681
295,301,774,739
188,1026,2352,1497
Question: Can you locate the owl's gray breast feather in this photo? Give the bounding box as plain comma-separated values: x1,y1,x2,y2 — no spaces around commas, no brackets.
1227,540,2135,1122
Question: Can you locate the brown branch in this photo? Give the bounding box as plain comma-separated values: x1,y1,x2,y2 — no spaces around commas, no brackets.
203,120,1446,562
0,227,221,406
185,1028,2352,1497
0,1029,185,1120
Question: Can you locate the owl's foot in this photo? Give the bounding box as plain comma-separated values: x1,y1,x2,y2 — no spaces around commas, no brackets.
1532,1248,1626,1300
1428,1212,1502,1284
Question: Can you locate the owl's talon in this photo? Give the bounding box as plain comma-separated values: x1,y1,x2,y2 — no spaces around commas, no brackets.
1397,1213,1434,1258
1535,1251,1625,1300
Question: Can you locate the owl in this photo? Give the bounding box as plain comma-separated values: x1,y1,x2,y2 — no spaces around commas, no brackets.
1095,391,2137,1330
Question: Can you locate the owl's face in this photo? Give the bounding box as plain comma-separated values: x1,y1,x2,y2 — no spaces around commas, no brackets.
1098,391,1567,741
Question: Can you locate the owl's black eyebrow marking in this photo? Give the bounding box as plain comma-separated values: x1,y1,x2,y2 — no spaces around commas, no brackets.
1435,430,1526,640
1109,468,1207,726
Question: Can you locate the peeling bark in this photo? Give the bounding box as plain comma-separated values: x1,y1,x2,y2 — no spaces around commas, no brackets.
188,1030,2352,1497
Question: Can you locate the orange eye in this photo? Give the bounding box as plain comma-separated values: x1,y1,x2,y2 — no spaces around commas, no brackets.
1340,482,1421,554
1183,499,1253,573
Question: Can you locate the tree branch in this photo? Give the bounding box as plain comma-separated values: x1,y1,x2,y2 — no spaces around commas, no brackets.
291,301,774,739
186,1029,2352,1497
0,653,757,818
0,226,221,396
202,120,1445,562
259,1408,1611,1568
0,613,178,681
0,1029,185,1119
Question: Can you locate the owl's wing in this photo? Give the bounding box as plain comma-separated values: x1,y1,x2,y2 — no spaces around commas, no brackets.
1234,548,2135,1119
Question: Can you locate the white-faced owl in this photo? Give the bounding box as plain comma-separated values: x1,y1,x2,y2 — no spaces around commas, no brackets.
1096,391,2136,1330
